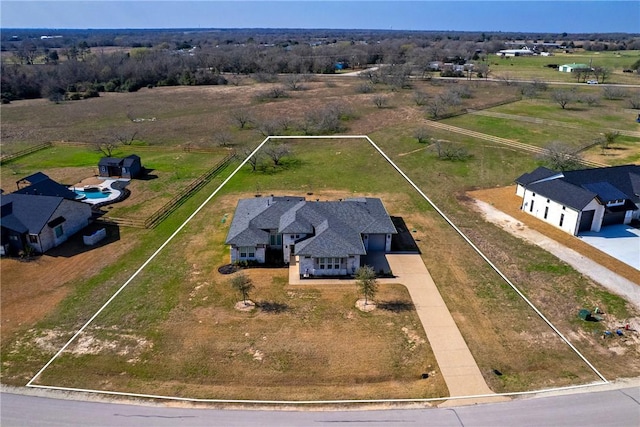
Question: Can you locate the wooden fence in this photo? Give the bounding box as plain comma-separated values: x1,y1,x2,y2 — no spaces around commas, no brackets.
0,142,52,164
99,152,236,229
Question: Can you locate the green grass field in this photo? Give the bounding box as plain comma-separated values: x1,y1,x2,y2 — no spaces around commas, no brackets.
1,68,639,400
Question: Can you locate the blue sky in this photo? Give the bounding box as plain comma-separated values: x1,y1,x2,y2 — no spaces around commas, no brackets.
1,1,638,33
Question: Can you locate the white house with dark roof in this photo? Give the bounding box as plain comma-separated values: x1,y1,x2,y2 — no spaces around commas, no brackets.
515,165,640,235
225,196,397,276
1,193,92,254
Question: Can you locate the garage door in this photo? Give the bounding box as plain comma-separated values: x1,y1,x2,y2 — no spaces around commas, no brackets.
368,234,386,251
579,210,595,232
602,210,626,227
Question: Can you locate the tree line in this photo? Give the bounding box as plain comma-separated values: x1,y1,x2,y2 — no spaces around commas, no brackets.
2,28,639,103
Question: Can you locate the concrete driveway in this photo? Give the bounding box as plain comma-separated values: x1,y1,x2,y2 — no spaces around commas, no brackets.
385,254,506,406
579,225,640,270
290,254,505,405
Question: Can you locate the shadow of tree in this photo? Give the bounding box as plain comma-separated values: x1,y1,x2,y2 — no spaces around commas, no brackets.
378,300,415,312
257,301,290,313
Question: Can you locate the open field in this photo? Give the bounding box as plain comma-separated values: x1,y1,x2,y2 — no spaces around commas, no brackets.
488,50,640,85
1,75,640,401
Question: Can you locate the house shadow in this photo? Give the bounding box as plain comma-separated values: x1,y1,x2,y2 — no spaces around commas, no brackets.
390,216,421,253
47,222,121,258
137,168,158,181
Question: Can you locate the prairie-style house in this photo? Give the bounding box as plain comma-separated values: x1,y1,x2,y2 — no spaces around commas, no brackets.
1,193,92,254
225,196,397,276
515,165,640,235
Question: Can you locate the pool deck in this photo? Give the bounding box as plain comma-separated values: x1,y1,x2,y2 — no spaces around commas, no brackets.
69,179,121,205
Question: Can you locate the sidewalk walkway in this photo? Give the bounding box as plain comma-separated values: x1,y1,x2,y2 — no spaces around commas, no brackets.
289,254,508,406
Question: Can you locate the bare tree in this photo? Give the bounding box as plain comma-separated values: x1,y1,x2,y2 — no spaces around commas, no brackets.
434,141,469,161
372,94,389,108
592,67,611,84
413,127,430,144
539,141,583,171
284,73,305,91
475,62,490,80
114,130,139,146
264,143,290,166
255,118,282,137
602,86,627,100
551,89,573,109
243,148,261,171
213,130,233,147
95,141,119,157
230,109,254,129
413,90,429,106
425,97,450,119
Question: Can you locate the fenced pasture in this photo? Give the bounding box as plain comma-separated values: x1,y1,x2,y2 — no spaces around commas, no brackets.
1,73,639,401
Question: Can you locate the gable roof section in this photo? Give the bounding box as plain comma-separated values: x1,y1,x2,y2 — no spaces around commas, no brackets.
519,165,640,210
514,166,558,186
581,182,628,203
15,178,78,200
122,155,141,167
225,196,396,257
99,157,124,167
527,179,597,211
16,171,50,186
562,165,640,203
1,194,64,234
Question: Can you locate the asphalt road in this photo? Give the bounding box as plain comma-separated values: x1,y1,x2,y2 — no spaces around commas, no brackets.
2,386,638,427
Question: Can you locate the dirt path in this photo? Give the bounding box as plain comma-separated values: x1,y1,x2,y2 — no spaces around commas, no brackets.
469,109,640,138
423,120,607,168
469,187,640,309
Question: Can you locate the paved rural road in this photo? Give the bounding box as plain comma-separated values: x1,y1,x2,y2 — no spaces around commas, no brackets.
2,386,639,426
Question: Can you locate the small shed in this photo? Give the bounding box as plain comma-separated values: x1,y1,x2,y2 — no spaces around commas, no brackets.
98,154,142,179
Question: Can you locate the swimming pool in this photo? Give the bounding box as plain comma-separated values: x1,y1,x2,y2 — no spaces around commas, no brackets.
71,183,120,204
74,189,111,200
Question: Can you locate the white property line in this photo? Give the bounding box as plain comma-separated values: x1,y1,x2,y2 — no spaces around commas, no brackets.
362,135,608,384
27,136,272,387
26,381,605,405
27,134,607,403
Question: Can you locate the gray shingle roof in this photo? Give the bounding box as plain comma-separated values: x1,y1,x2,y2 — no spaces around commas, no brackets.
225,196,396,258
1,194,64,234
527,180,596,210
15,178,78,200
519,164,640,210
515,166,558,186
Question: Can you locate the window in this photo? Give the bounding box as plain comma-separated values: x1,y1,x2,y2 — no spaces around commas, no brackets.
529,200,534,212
239,246,255,258
559,214,565,227
318,257,342,270
269,232,282,246
54,225,64,238
544,206,549,219
28,234,38,243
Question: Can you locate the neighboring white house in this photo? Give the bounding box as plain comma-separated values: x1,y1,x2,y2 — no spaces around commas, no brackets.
559,63,591,73
225,196,397,277
515,165,640,236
